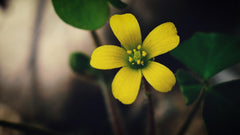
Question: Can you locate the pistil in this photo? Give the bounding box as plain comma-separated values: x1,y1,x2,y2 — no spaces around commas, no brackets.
126,45,147,68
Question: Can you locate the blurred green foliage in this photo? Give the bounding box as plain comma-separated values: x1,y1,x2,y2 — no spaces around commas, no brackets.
52,0,126,30
108,0,127,9
69,52,98,76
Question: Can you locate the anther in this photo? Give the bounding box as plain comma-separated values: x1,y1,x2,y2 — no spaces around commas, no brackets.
132,63,135,65
137,45,142,50
142,51,147,57
127,50,132,54
128,57,133,62
133,49,136,52
137,60,141,65
141,61,144,65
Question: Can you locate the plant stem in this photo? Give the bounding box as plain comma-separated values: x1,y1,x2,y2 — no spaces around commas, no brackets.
0,120,63,135
143,79,156,135
90,30,101,47
90,30,124,135
176,88,205,135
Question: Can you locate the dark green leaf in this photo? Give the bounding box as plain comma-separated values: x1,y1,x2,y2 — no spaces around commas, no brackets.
203,79,240,135
176,70,202,105
171,32,240,80
69,52,98,76
108,0,127,9
52,0,110,30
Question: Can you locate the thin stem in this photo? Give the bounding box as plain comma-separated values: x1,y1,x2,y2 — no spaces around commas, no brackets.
143,78,156,135
90,30,101,47
0,120,63,135
98,79,124,135
90,30,124,135
176,88,205,135
28,0,46,118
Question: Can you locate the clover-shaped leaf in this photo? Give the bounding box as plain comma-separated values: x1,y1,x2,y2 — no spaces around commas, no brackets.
171,32,240,80
203,80,240,135
176,70,202,105
52,0,110,30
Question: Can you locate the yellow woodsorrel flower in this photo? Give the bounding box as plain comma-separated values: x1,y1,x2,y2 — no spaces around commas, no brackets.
90,13,180,104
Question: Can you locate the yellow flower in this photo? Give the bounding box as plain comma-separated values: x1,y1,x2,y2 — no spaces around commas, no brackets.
90,13,180,104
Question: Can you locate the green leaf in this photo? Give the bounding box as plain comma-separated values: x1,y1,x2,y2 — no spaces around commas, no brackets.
203,79,240,135
176,70,202,105
69,52,98,76
108,0,127,9
52,0,110,30
171,32,240,80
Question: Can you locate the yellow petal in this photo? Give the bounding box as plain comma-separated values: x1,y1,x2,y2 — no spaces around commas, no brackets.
142,62,176,92
110,13,142,50
90,45,127,69
112,67,142,104
142,22,180,59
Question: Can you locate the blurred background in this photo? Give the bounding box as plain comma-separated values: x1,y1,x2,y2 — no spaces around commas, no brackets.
0,0,239,135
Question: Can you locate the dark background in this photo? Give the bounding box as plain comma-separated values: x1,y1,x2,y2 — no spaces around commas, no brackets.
0,0,239,135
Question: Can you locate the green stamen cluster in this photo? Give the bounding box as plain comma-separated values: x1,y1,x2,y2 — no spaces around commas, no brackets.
127,45,147,69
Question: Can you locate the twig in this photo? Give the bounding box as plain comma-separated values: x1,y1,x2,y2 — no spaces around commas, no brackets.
0,120,63,135
28,0,46,118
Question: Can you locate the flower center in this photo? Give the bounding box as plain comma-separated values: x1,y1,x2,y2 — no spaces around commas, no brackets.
127,45,147,69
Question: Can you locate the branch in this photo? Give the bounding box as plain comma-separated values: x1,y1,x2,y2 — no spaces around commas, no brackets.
0,120,64,135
